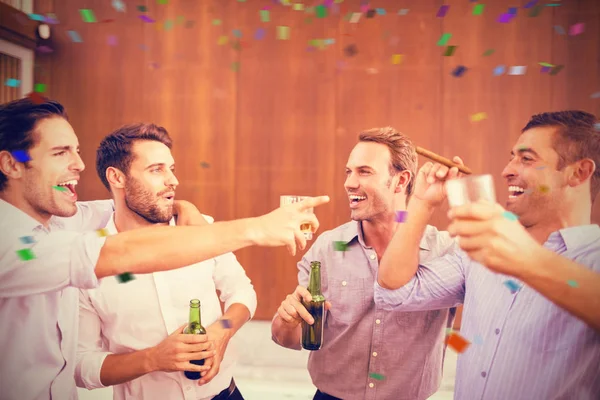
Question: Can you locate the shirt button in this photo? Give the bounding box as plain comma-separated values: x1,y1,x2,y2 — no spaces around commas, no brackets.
481,372,487,378
495,328,500,335
186,386,192,391
375,319,381,324
372,352,378,357
369,383,375,388
342,281,347,286
370,254,376,260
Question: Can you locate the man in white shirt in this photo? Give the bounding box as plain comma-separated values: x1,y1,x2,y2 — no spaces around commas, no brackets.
0,98,328,400
76,123,255,399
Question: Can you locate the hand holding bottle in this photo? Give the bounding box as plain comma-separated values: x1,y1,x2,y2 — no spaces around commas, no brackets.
146,324,215,374
198,321,233,385
277,285,331,327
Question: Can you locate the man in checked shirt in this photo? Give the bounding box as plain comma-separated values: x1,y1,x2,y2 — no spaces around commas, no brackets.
271,127,460,400
376,111,600,399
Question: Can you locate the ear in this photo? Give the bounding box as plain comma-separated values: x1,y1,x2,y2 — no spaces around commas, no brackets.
0,150,25,182
567,158,595,188
395,170,412,194
106,167,126,190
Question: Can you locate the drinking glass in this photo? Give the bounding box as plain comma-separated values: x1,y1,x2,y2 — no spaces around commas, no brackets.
280,195,314,240
445,174,497,208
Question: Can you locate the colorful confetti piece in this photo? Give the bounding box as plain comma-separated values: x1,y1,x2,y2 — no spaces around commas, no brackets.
139,15,155,23
349,12,361,23
473,335,484,345
471,112,488,122
395,211,408,223
11,150,31,162
344,44,358,57
554,25,566,35
398,9,409,16
483,49,495,57
528,5,543,17
502,211,519,221
437,33,452,46
452,65,467,77
112,0,126,13
369,373,385,381
117,272,135,283
508,7,518,15
524,0,538,8
53,185,68,192
473,4,485,15
220,319,232,329
213,19,222,25
5,78,20,87
137,5,147,12
508,66,527,75
436,5,450,18
27,92,45,104
67,30,83,43
333,241,348,251
391,54,403,65
255,28,266,40
200,162,210,169
550,65,564,76
218,35,228,45
365,9,376,18
497,13,513,23
260,10,270,22
277,26,290,40
567,280,578,288
107,35,118,46
28,14,45,21
80,9,96,23
538,185,550,194
569,23,585,36
16,249,36,261
503,279,521,293
316,5,327,18
19,236,36,245
447,333,471,353
444,46,457,56
96,228,110,237
34,83,46,93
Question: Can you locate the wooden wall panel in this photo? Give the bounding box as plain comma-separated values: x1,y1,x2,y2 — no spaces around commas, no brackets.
31,0,600,319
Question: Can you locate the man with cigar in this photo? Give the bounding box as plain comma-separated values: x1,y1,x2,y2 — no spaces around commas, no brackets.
271,127,458,400
0,97,329,400
376,110,600,399
76,123,255,400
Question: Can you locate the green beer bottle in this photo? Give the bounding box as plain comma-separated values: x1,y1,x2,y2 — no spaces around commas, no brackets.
183,299,207,380
302,261,326,350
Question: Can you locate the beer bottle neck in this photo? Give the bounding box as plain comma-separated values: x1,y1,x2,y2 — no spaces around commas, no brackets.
308,266,322,296
189,302,201,325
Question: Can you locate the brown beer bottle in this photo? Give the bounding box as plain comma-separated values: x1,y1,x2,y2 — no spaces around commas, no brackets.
301,261,325,350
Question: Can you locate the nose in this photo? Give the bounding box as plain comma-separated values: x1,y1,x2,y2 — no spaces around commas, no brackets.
71,151,85,172
344,172,359,191
166,169,179,188
501,158,518,180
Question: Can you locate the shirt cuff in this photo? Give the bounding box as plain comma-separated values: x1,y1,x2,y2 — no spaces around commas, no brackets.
373,280,413,311
224,292,258,319
75,351,111,389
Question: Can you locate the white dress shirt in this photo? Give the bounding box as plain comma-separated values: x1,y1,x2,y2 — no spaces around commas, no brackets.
75,213,257,400
0,199,114,400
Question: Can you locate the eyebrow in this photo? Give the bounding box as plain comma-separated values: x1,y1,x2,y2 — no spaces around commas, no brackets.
145,163,175,170
50,145,79,152
510,147,541,158
346,165,374,171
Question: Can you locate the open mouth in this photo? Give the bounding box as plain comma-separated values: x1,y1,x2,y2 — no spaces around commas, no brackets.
162,193,175,201
349,194,367,205
56,179,78,197
508,185,526,199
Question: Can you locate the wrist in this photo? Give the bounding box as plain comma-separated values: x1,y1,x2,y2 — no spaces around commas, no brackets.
516,245,552,282
242,217,262,246
408,197,437,215
143,347,158,374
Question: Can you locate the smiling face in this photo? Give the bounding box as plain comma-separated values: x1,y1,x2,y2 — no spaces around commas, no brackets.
20,117,84,220
120,140,179,223
502,127,570,227
344,141,399,222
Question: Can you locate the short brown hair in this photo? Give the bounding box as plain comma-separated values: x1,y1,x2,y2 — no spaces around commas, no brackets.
96,123,173,191
358,127,417,196
0,97,67,191
522,111,600,203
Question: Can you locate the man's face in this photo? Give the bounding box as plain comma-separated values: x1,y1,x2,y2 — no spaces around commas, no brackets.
123,140,178,224
502,127,569,227
22,117,84,219
344,142,397,222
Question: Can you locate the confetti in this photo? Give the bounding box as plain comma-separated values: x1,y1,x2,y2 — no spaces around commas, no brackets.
67,31,83,43
369,373,385,381
473,4,485,15
550,65,564,76
391,54,403,65
538,185,550,194
436,5,449,18
260,10,270,22
137,5,147,12
344,44,358,57
80,9,97,23
554,25,566,35
19,236,36,245
233,29,242,38
366,9,376,18
213,19,222,25
483,49,495,57
27,92,45,104
200,162,210,168
5,78,20,87
218,35,228,45
53,185,68,192
452,65,467,77
528,5,543,17
567,280,578,288
497,13,513,23
117,272,135,283
293,4,304,11
157,0,168,4
16,249,36,261
437,33,452,46
398,9,409,16
164,20,174,31
446,327,454,335
591,92,600,99
447,332,471,353
508,66,527,75
36,46,53,54
374,8,385,16
11,150,31,162
503,279,521,293
139,15,155,23
333,241,348,251
255,28,266,40
112,0,126,12
34,83,46,93
96,228,110,237
316,5,327,18
444,46,457,56
28,14,45,21
473,335,484,345
471,112,487,122
349,12,361,23
568,23,584,36
277,26,290,40
524,0,538,8
107,35,118,46
508,7,518,15
394,211,408,223
502,211,519,221
220,319,232,329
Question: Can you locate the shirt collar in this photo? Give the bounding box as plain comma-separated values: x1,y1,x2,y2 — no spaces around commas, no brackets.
338,220,430,251
547,224,600,251
105,212,176,234
0,198,49,233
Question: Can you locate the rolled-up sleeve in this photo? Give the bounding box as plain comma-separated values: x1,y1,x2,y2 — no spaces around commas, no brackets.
374,248,468,311
0,231,106,297
75,289,111,389
213,252,257,318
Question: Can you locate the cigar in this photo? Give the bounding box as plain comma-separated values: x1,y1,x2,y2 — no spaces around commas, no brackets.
415,146,472,175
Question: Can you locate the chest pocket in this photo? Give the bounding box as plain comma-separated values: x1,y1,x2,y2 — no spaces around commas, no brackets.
327,277,371,324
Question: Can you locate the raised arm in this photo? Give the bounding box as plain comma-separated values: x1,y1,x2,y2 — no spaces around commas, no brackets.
448,202,600,333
